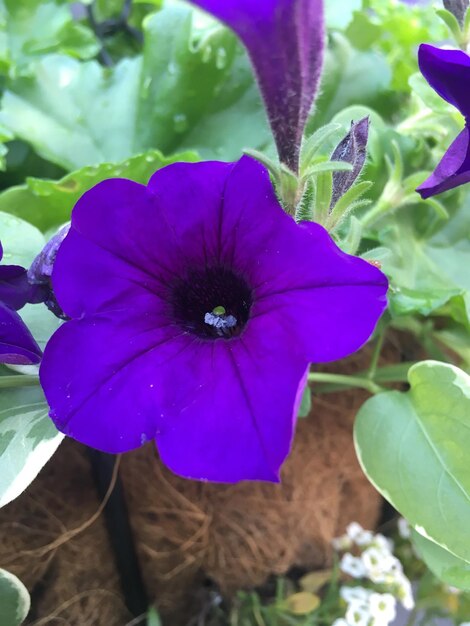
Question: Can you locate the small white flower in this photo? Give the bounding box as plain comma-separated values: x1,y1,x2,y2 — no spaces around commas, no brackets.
397,517,411,539
371,533,394,552
395,573,415,610
332,620,349,626
340,553,367,579
346,601,370,626
459,623,470,625
332,534,353,551
346,522,364,540
346,522,374,546
340,586,372,605
446,585,461,595
369,592,397,624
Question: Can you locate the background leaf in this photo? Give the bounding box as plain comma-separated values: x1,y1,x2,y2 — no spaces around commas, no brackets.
0,4,270,171
0,568,30,626
412,529,470,591
354,360,470,564
0,385,63,508
0,148,198,232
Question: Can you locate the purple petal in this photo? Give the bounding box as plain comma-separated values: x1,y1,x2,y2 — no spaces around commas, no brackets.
41,305,307,481
418,44,470,117
417,127,470,198
188,0,325,171
0,303,42,364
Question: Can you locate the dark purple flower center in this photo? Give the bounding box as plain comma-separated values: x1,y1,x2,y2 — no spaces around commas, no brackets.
170,266,252,339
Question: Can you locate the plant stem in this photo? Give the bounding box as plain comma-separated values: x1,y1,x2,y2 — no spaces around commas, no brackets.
367,332,386,380
0,375,40,388
308,372,385,394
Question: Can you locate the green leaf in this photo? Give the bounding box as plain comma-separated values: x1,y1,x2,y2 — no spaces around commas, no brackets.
0,211,45,265
0,386,63,508
376,208,470,323
412,529,470,591
0,0,99,76
0,149,198,232
147,606,162,626
354,360,470,564
0,4,270,170
325,0,361,30
0,568,30,626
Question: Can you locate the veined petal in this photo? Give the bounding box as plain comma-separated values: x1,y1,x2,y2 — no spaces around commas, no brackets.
418,44,470,116
188,0,325,171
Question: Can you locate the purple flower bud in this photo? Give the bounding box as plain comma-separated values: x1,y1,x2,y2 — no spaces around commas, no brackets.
188,0,325,173
330,117,369,210
443,0,469,26
28,225,70,320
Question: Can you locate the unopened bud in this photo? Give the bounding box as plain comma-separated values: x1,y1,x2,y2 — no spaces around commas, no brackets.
28,224,70,319
443,0,469,26
329,117,369,211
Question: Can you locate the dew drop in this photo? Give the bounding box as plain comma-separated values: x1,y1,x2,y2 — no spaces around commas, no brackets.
202,44,212,63
173,113,188,133
215,47,227,69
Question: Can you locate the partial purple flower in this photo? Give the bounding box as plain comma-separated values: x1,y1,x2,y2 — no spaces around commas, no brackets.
40,157,387,483
417,44,470,198
188,0,325,173
0,242,42,365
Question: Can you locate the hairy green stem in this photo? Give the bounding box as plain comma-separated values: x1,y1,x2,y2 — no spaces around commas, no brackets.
0,374,40,389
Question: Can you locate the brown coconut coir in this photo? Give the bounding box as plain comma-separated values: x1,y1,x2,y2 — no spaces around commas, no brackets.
0,442,132,625
0,338,409,625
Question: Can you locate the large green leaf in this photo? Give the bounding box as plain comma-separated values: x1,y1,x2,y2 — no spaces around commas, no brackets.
0,148,198,232
0,568,30,626
0,211,45,265
0,386,63,508
0,4,270,171
0,0,99,76
354,360,470,564
412,529,470,591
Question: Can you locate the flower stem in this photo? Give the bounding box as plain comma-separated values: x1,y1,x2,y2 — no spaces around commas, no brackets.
0,374,40,388
367,331,385,380
308,372,385,395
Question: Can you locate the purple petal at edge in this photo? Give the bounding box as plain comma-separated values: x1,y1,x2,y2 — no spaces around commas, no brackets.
0,303,42,365
417,127,470,198
188,0,325,171
418,44,470,117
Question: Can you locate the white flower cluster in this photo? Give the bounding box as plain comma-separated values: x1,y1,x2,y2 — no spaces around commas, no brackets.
332,522,415,626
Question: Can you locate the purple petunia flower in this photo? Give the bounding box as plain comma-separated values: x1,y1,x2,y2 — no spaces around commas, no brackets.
0,242,42,365
417,44,470,198
188,0,325,173
40,157,387,483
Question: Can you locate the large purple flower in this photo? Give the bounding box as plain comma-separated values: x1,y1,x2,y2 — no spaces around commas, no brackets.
188,0,324,173
0,242,42,365
40,157,387,482
417,44,470,198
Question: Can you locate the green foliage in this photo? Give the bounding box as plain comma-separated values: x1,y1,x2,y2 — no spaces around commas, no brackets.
412,529,470,591
355,361,470,565
0,0,99,76
0,4,270,171
0,568,30,626
0,149,198,232
0,386,63,508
